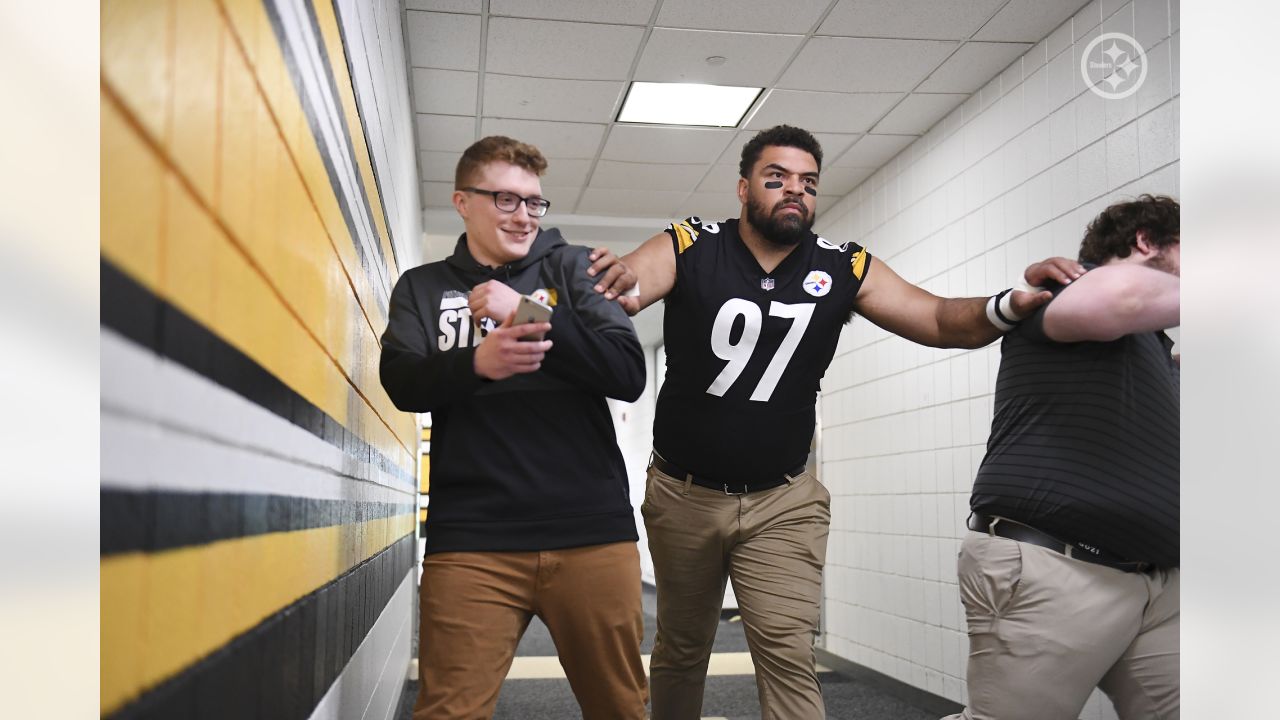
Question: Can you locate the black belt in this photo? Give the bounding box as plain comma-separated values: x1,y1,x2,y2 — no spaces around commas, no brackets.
968,513,1151,573
649,454,804,495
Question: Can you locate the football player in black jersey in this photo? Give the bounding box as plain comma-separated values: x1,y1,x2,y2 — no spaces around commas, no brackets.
587,125,1083,720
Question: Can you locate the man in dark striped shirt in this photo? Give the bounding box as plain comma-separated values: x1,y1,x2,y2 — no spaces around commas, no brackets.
946,195,1180,720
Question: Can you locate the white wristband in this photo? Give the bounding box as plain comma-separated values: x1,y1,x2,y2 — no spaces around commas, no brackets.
986,293,1016,332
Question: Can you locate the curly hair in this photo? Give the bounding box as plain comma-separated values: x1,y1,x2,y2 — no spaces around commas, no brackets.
1078,194,1180,264
739,125,823,178
455,136,548,189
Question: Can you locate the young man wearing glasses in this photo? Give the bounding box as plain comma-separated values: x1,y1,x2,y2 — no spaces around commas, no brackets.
380,136,648,719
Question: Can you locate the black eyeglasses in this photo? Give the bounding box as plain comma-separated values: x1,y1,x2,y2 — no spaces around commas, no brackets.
461,187,551,217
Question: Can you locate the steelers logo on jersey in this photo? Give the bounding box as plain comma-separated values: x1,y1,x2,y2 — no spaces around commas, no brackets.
803,270,833,298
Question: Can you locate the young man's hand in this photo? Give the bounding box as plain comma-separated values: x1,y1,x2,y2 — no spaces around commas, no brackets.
468,280,521,328
473,313,553,381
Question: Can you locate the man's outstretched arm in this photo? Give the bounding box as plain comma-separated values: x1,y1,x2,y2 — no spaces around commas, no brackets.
854,256,1084,349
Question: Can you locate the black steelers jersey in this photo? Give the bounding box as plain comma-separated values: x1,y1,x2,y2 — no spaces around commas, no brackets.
655,217,871,483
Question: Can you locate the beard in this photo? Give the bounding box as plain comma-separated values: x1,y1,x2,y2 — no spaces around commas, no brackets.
1143,245,1180,276
745,193,813,247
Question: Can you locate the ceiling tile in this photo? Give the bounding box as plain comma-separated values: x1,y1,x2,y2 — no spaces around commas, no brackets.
816,133,861,160
406,11,480,70
480,118,607,158
540,158,593,187
406,0,480,12
675,192,743,221
697,164,743,192
818,0,1007,40
602,126,737,164
490,0,658,25
918,42,1032,93
657,0,830,34
420,151,463,183
485,18,644,80
635,29,803,86
747,90,902,133
780,37,958,93
590,161,709,192
975,0,1088,42
421,181,456,208
833,134,917,167
577,188,690,217
482,75,625,122
818,165,875,196
411,68,477,115
872,93,966,134
415,114,476,152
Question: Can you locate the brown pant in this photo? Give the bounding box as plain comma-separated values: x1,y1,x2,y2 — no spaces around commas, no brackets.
642,464,831,720
945,532,1180,720
413,542,648,720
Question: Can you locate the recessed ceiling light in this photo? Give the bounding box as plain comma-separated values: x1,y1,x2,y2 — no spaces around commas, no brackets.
617,82,762,128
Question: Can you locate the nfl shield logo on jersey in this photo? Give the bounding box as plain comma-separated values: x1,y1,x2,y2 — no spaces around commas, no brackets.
760,278,776,291
803,270,833,297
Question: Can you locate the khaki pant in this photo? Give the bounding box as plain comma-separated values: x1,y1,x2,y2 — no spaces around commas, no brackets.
642,464,830,720
945,532,1180,720
413,542,648,720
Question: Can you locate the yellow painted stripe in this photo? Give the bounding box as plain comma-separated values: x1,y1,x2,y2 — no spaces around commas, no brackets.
214,0,417,455
101,514,415,714
311,0,398,280
102,23,416,469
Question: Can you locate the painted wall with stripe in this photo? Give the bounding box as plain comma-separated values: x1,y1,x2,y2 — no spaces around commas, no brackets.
813,3,1177,718
101,0,421,718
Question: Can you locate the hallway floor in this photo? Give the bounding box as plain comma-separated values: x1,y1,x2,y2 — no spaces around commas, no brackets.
396,585,940,719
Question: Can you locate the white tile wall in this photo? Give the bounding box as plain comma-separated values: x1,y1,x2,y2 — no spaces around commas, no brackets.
813,3,1178,718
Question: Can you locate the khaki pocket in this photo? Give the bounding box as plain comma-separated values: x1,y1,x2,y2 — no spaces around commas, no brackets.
957,534,1025,621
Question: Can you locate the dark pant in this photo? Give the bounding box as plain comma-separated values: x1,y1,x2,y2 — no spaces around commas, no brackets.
414,542,648,719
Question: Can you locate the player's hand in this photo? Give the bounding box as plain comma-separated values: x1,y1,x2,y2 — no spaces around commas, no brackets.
468,280,521,328
1008,286,1055,318
473,313,553,381
587,247,638,301
1024,257,1085,287
1010,257,1085,317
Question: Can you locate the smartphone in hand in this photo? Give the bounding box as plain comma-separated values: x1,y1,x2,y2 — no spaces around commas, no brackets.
512,294,553,339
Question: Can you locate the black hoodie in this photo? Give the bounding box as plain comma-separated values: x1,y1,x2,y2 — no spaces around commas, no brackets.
380,228,644,553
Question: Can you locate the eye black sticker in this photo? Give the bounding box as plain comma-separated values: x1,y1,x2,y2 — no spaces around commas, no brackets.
764,181,783,189
804,186,817,196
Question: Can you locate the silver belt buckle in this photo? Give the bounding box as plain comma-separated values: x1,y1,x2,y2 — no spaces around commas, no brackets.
723,483,749,495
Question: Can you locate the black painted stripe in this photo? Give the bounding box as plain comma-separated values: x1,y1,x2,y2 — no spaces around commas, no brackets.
101,488,414,556
105,533,416,720
101,259,415,488
261,0,391,316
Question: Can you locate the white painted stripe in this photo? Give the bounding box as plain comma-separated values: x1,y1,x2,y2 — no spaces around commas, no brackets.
271,0,390,303
101,329,414,502
503,652,830,681
309,569,415,720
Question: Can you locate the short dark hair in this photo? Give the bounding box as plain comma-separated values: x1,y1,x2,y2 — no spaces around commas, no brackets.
1078,194,1180,265
739,125,823,179
455,136,548,189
